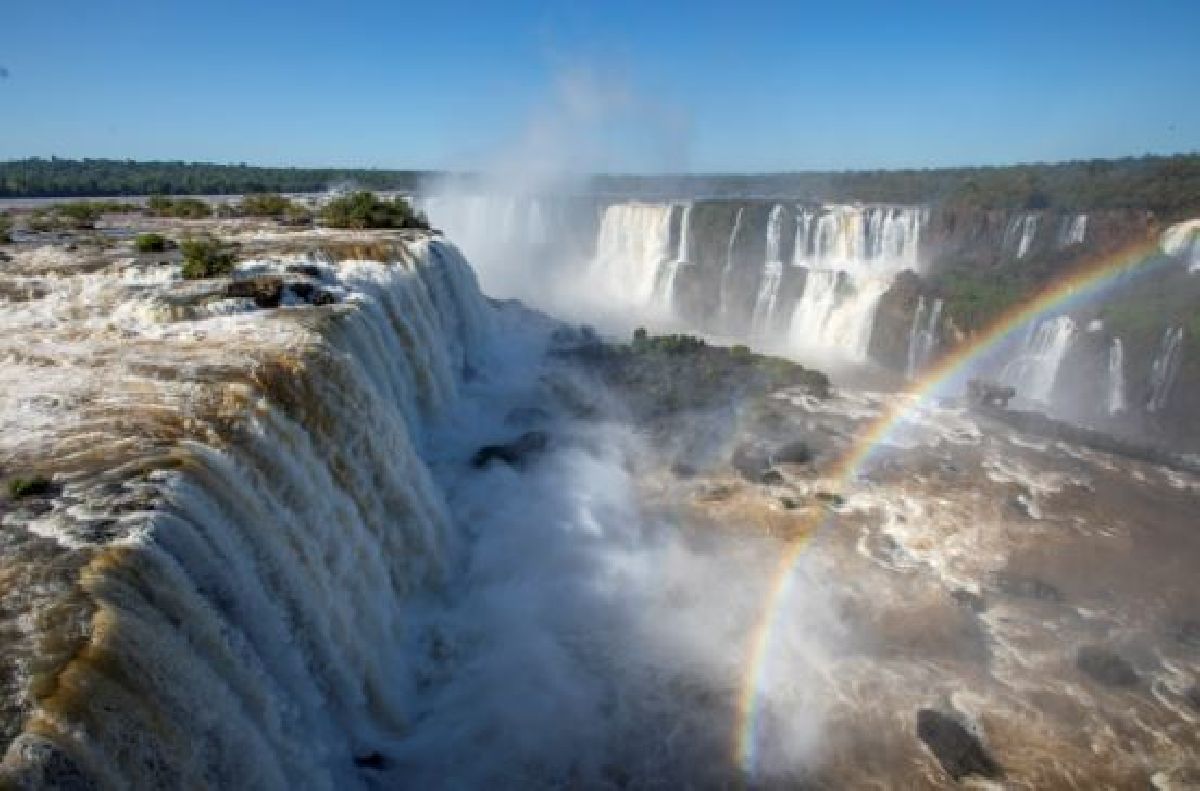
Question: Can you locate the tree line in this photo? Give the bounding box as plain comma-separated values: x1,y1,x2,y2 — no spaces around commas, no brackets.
3,154,1199,220
0,158,429,199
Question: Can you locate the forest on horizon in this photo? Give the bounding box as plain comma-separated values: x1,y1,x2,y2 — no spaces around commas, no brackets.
2,154,1198,219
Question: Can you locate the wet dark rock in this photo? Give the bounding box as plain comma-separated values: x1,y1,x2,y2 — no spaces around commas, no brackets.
284,263,326,279
505,406,550,426
6,475,61,500
731,439,809,484
353,752,388,770
1,734,96,791
814,491,845,507
990,572,1063,603
1171,619,1200,650
1186,684,1200,710
697,483,738,502
1076,646,1139,687
670,461,697,479
951,589,987,613
1008,493,1037,519
916,708,1001,781
967,379,1016,408
226,275,283,308
771,438,813,465
287,281,336,305
759,469,785,485
471,431,548,469
731,442,772,482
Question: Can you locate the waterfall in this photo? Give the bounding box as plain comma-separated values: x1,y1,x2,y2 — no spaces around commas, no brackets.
1107,337,1127,414
590,203,674,308
1001,315,1076,403
750,262,783,335
787,205,924,360
1004,214,1039,259
0,238,492,788
792,208,814,264
750,205,786,334
906,296,927,379
1161,219,1200,274
717,207,746,326
1147,326,1184,412
1058,214,1088,247
905,296,943,379
653,203,691,310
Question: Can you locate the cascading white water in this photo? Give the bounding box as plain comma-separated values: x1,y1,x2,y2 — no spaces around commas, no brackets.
590,202,674,308
792,209,814,263
1004,214,1039,259
1147,326,1184,412
677,202,693,263
653,203,692,310
1161,219,1200,274
1107,337,1127,414
750,262,783,336
750,205,786,334
1058,214,1088,247
905,296,943,379
788,205,925,360
717,207,746,326
1001,315,1076,403
0,236,493,788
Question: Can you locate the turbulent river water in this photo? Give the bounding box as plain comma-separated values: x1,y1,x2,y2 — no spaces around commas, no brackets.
0,226,1197,788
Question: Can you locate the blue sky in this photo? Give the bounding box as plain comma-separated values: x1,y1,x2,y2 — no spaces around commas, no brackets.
1,0,1197,171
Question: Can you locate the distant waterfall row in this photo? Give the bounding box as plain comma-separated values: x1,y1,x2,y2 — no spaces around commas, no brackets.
582,200,928,362
997,315,1184,418
416,196,1191,428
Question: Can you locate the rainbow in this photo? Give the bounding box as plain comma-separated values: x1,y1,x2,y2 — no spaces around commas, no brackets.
735,237,1172,777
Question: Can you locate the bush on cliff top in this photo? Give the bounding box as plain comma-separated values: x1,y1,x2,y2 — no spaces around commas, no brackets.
180,236,236,279
320,191,428,230
134,233,170,253
148,196,213,219
612,328,831,415
238,193,311,224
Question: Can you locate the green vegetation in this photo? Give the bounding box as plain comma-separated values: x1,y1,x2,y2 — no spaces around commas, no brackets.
1097,273,1200,346
599,329,831,417
7,475,55,499
180,237,236,279
320,191,428,230
4,155,1197,218
596,154,1200,220
238,192,310,224
930,270,1028,332
0,212,10,242
0,158,428,198
630,330,707,355
147,196,213,219
20,200,139,231
134,233,170,253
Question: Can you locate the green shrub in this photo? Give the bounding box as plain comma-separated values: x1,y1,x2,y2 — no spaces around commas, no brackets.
147,196,213,219
239,192,298,218
0,212,10,242
932,269,1027,333
7,475,55,499
49,200,139,228
134,233,169,253
320,191,428,230
180,237,236,279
